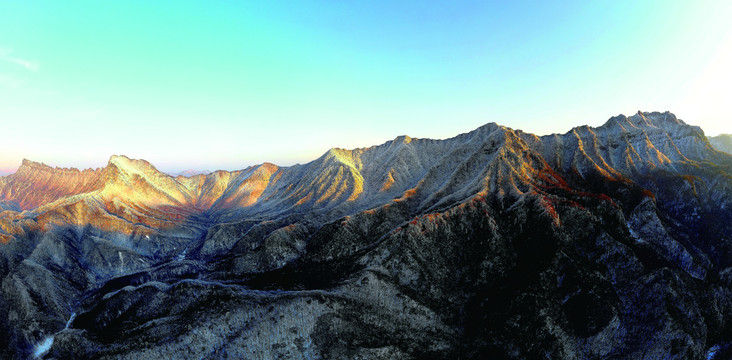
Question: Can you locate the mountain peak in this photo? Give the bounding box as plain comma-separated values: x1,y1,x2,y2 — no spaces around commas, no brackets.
108,154,128,162
629,111,683,127
107,155,162,176
393,135,413,144
108,154,136,167
19,158,49,170
2,159,104,210
598,111,689,133
471,122,504,134
101,155,194,209
17,159,88,174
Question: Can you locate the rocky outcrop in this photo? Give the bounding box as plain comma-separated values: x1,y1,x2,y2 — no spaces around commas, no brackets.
0,111,731,359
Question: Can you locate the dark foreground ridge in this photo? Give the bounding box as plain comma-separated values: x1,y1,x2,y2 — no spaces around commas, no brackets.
2,111,732,359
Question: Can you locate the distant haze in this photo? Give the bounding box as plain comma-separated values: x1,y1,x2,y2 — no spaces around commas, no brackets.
1,1,731,173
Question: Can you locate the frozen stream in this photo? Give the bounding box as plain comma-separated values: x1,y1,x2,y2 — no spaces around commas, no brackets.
32,312,76,359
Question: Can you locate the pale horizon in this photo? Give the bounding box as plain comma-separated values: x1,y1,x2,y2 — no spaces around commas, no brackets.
2,1,731,173
0,109,726,175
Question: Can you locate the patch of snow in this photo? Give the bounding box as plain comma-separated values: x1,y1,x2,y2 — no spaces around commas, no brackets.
707,344,720,360
33,336,53,358
627,226,644,243
31,312,76,358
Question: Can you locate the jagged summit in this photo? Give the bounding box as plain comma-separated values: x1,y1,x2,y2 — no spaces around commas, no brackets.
454,121,506,141
107,154,163,175
20,158,43,168
597,111,684,132
1,159,105,211
393,134,413,144
18,158,108,174
533,111,722,179
18,158,87,173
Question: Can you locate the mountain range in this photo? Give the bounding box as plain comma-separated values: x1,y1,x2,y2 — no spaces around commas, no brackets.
1,111,732,359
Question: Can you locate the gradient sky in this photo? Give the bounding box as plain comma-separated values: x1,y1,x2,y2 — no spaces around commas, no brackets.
1,1,731,173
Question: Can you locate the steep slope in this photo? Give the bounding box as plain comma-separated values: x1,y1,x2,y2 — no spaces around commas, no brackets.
1,112,732,359
100,155,195,207
194,123,561,261
94,155,205,228
207,163,278,210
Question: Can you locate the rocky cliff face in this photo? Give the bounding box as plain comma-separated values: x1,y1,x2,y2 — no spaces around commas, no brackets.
1,111,731,359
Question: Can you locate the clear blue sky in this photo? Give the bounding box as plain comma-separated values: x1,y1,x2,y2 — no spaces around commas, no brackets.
1,1,731,172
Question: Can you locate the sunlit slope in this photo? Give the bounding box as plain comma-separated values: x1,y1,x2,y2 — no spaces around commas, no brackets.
3,111,728,236
0,159,104,211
